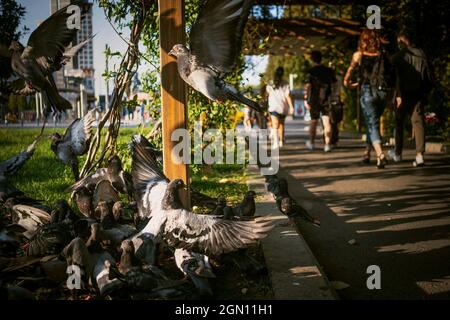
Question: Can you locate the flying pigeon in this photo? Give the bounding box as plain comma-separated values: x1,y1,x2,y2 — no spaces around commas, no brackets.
0,2,91,115
0,130,42,183
169,0,262,112
0,128,44,201
67,155,133,197
50,109,96,180
130,135,272,257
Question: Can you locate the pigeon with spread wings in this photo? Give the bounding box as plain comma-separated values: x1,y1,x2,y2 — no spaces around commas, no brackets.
130,135,272,257
50,108,96,180
0,128,44,201
169,0,261,112
1,2,91,115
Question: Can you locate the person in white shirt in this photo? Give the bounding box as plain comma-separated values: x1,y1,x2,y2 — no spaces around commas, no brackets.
266,67,294,147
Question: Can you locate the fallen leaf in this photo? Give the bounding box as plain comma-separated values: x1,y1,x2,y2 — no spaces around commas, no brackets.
348,239,358,245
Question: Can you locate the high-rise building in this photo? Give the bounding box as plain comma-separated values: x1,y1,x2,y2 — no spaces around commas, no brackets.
50,0,95,115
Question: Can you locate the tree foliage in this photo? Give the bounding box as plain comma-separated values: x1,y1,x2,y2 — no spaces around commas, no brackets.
261,2,450,140
0,0,28,114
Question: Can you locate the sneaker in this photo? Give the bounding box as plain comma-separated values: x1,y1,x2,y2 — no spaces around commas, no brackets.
413,154,425,167
387,149,402,162
324,144,332,152
306,140,315,150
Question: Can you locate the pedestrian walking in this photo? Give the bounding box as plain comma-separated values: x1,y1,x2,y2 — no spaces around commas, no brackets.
388,29,434,167
266,67,295,147
303,50,337,152
344,29,396,169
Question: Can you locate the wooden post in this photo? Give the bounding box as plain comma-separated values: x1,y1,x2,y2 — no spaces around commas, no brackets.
159,0,190,208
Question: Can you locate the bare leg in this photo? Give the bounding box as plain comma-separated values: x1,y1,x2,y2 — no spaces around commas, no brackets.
321,115,332,146
279,117,286,145
271,115,280,146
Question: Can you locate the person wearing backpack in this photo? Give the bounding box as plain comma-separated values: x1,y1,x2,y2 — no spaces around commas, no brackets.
387,29,434,167
344,29,395,169
303,50,337,152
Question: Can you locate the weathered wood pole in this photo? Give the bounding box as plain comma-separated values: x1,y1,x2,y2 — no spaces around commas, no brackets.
159,0,190,208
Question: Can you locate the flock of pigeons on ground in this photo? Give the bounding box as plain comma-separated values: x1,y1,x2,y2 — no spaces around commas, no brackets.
0,111,320,300
0,0,320,299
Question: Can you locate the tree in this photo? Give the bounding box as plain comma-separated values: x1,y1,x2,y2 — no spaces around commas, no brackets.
0,0,27,118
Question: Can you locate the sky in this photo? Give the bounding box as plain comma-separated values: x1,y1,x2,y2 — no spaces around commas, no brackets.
16,0,267,96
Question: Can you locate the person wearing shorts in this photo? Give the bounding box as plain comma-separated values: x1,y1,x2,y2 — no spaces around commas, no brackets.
304,51,337,152
266,67,294,147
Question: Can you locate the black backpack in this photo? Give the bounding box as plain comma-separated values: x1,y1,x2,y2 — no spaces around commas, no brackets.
368,52,396,90
307,66,334,106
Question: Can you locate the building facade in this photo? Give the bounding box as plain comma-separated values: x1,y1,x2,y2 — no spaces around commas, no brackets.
50,0,95,116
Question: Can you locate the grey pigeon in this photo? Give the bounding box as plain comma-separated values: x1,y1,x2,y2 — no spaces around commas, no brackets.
0,131,41,182
169,0,261,112
9,203,52,239
270,177,320,227
0,223,27,258
50,108,96,180
3,3,90,115
130,135,273,257
86,222,135,253
232,190,256,217
174,248,215,297
74,186,94,218
96,200,116,230
118,239,141,275
0,130,43,200
27,200,78,256
279,197,320,227
68,155,133,198
93,180,120,210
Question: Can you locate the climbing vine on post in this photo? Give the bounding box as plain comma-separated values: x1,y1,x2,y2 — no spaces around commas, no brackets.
79,0,155,178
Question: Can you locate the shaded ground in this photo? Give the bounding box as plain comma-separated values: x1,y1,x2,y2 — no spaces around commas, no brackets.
280,119,450,299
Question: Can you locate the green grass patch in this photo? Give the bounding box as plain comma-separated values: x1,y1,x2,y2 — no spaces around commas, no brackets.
0,128,248,206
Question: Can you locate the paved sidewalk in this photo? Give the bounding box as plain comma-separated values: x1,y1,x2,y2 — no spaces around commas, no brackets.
279,118,450,299
247,166,337,300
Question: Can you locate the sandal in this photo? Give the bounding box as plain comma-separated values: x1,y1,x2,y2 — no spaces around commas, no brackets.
377,155,388,169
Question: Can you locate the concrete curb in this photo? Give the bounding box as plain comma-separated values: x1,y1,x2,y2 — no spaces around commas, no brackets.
247,165,338,300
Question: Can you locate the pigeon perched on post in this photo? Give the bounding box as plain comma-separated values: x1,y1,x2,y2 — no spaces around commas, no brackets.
50,109,96,180
169,0,261,113
130,135,273,257
0,2,91,115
